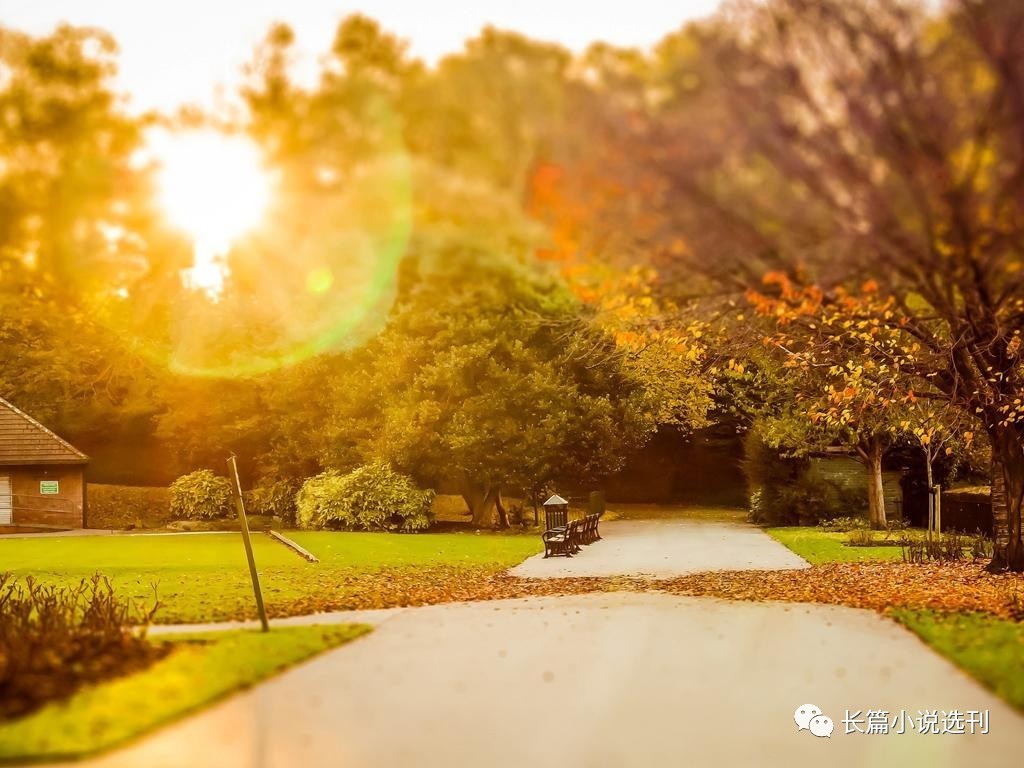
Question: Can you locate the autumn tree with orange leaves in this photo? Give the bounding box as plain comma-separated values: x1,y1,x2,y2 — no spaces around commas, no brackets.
749,274,978,529
637,0,1024,570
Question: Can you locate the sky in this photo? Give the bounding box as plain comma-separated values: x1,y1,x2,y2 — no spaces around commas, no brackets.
5,0,723,112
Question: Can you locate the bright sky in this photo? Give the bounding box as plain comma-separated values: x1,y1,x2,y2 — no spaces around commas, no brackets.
5,0,723,112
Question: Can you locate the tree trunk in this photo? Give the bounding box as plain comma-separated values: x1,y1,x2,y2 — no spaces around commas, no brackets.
924,449,935,539
462,485,500,528
989,424,1024,572
495,488,510,529
865,440,887,530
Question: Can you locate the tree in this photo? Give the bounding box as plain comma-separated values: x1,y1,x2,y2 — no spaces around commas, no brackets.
748,276,979,528
0,25,152,293
0,25,170,450
646,0,1024,569
322,253,657,527
236,20,710,527
408,28,574,198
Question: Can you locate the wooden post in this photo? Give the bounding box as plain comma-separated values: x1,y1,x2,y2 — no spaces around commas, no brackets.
927,487,935,540
227,455,269,632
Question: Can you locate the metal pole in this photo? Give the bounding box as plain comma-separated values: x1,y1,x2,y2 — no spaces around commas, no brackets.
227,454,269,632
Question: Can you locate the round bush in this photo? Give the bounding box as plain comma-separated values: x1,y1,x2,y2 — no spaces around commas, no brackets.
244,478,300,525
169,470,234,520
295,471,346,530
296,464,434,532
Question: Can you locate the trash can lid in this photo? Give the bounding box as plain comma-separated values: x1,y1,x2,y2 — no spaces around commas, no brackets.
543,494,569,506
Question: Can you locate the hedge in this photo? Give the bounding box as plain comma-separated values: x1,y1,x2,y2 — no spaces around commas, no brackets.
86,484,172,530
169,471,233,520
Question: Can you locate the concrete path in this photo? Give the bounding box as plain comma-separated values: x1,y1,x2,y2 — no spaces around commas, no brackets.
510,518,809,578
66,592,1024,768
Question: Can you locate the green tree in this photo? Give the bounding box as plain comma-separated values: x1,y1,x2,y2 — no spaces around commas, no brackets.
0,25,150,291
0,25,169,444
321,253,656,527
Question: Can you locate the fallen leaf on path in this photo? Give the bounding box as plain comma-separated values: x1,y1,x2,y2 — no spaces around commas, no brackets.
233,561,1023,624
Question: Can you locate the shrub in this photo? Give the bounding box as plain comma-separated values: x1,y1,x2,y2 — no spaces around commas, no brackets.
886,518,908,533
901,533,968,564
823,481,870,520
818,516,869,532
295,471,344,530
169,470,233,520
1004,580,1024,622
970,533,994,561
0,574,163,719
87,484,172,529
846,528,881,546
244,479,300,525
743,432,822,525
743,431,883,526
296,464,434,532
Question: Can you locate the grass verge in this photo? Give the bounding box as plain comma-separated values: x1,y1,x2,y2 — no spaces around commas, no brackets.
766,526,907,564
0,531,541,623
890,609,1024,713
0,624,369,764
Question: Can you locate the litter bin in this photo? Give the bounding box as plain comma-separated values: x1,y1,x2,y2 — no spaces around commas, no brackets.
543,494,569,530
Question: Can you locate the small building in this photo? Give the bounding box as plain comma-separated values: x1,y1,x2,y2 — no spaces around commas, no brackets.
0,397,88,529
808,451,904,520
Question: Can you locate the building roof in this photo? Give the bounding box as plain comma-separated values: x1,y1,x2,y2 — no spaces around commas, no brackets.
0,397,88,466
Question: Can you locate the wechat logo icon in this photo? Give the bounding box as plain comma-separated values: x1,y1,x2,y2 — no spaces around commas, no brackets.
795,704,834,738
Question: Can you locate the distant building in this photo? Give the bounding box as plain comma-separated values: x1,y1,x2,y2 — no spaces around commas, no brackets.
0,397,88,529
809,449,904,520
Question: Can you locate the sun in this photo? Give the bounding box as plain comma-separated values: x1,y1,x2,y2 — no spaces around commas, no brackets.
152,129,272,296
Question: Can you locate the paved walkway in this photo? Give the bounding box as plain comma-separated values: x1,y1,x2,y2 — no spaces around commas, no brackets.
509,518,809,578
67,592,1024,768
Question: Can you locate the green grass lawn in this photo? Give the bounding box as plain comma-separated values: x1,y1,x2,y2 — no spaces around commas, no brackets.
0,531,541,623
891,610,1024,712
766,527,908,564
0,624,369,763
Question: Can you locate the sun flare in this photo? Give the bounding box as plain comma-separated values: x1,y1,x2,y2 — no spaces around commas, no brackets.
152,129,272,296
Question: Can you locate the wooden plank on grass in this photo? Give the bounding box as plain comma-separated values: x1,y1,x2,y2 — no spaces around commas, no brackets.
267,530,320,563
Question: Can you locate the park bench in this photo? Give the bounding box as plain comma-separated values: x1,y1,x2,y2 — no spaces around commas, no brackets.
542,518,578,558
541,513,602,558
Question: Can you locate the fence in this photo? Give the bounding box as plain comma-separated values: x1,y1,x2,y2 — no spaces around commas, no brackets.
941,495,993,535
